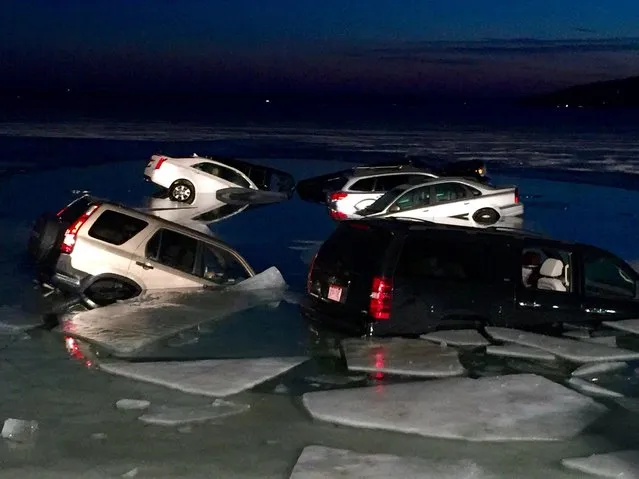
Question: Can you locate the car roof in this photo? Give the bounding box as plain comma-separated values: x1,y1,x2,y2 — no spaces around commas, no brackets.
348,164,437,178
397,176,495,190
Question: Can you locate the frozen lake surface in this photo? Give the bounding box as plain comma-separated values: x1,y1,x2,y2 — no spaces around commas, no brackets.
0,116,639,477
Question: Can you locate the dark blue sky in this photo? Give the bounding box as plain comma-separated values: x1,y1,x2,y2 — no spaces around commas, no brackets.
2,0,639,97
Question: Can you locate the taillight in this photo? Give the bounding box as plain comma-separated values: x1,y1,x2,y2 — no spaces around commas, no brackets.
329,209,348,221
329,192,348,202
514,188,519,204
307,252,318,293
60,204,99,254
154,157,167,170
369,276,393,320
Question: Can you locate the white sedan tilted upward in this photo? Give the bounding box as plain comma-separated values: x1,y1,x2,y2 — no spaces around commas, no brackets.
353,177,523,225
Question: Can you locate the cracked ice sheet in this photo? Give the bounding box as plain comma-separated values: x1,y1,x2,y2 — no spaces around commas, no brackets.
302,374,606,442
571,362,628,378
57,267,287,357
562,450,639,479
139,399,250,426
485,327,639,363
603,319,639,337
486,344,556,361
420,329,490,347
99,357,307,397
566,377,624,399
288,446,497,479
342,337,465,378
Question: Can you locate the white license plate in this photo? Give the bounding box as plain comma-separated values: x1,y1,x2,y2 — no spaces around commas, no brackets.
327,285,343,302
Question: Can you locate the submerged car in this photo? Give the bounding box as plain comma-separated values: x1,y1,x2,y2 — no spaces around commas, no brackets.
353,177,522,225
302,218,639,336
144,154,296,204
28,194,256,309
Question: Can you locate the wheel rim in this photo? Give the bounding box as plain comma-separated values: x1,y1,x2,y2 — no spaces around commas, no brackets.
173,185,192,201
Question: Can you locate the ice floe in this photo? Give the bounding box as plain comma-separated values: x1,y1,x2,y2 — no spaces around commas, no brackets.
571,362,627,378
341,338,465,378
115,399,151,411
138,399,249,426
2,418,38,443
420,329,490,347
567,377,624,399
289,445,495,479
563,330,619,348
485,327,639,363
57,267,288,356
486,344,556,361
562,450,639,478
302,374,606,441
603,319,639,337
100,357,307,397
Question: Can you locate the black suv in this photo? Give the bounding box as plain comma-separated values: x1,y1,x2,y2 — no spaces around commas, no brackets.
302,219,639,336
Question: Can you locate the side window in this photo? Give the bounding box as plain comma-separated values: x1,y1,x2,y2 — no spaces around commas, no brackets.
393,186,431,211
433,183,468,203
520,245,573,292
146,229,198,274
583,252,636,299
374,174,414,191
193,162,252,188
349,178,376,192
195,243,251,285
395,235,505,283
466,185,482,197
88,211,148,246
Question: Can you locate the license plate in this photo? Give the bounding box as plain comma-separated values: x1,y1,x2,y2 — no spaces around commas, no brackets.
327,284,343,302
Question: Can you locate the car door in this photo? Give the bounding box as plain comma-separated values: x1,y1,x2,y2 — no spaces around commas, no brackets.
192,162,249,194
426,182,473,220
383,185,432,220
578,246,639,322
513,240,584,328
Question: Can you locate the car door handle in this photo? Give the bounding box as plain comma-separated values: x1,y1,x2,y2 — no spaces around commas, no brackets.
519,301,541,308
135,261,154,270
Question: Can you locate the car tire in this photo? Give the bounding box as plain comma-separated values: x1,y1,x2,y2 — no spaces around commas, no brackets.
169,179,196,204
472,208,500,225
82,279,140,308
28,213,63,264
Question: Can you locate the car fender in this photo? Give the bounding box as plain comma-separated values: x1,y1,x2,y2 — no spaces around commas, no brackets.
80,273,143,295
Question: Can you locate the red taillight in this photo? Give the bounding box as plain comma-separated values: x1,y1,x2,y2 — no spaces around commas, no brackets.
514,188,519,204
329,209,348,221
329,191,348,202
307,252,318,293
369,276,393,320
60,204,99,254
154,157,167,170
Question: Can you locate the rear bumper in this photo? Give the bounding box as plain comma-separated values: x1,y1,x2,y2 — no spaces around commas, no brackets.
49,254,90,294
501,203,524,217
299,297,372,336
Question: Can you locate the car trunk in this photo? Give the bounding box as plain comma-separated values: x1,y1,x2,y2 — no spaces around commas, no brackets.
296,172,349,204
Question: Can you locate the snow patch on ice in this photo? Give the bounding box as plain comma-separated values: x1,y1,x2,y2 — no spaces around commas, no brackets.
486,344,556,361
138,399,249,426
100,357,307,397
115,399,151,411
571,362,627,378
566,377,624,399
486,327,639,363
420,329,490,347
342,337,466,378
562,450,639,478
289,445,497,479
302,374,606,441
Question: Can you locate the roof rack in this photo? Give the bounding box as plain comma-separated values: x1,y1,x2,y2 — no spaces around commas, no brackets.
353,164,408,171
485,225,547,237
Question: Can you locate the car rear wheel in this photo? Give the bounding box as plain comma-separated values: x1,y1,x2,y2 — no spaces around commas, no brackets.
472,207,500,225
169,180,195,204
83,279,140,308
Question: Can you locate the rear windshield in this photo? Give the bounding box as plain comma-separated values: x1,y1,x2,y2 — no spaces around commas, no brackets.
88,210,148,245
58,195,93,223
317,223,393,274
365,185,411,213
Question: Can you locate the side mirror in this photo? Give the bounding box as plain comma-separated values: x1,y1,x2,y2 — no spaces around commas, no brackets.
389,205,400,213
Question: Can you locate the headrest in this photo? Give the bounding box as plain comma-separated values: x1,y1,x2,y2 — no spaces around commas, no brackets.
540,258,564,277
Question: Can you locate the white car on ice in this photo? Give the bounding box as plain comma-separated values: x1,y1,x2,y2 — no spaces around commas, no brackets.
353,177,523,225
144,154,295,204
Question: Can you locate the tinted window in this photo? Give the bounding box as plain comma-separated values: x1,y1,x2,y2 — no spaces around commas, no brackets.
393,185,431,211
396,235,505,283
433,183,469,203
193,162,252,188
350,178,376,192
88,211,148,246
375,174,420,191
58,195,93,223
146,229,198,274
196,243,251,285
584,251,636,299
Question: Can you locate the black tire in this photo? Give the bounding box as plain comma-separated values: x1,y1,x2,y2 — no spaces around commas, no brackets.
169,179,195,204
83,279,140,307
472,207,500,225
27,213,64,264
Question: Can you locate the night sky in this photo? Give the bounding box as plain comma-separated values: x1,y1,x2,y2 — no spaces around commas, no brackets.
2,1,639,98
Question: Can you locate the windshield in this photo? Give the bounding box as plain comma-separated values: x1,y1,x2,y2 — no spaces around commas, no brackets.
364,185,410,213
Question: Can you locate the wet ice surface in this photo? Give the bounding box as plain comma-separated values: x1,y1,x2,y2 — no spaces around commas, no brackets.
302,374,607,441
566,377,625,399
572,362,628,378
486,344,556,361
342,338,466,378
138,399,250,426
562,450,639,478
604,319,639,336
420,329,490,347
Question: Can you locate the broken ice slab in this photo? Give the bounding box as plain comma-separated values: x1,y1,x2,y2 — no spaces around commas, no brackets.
289,445,493,479
603,319,639,337
302,374,606,442
485,327,639,363
115,399,151,411
571,361,627,378
566,377,624,399
563,330,619,348
562,450,639,478
138,399,249,426
342,337,466,378
1,418,38,443
57,267,288,357
100,357,307,397
486,344,556,361
420,329,490,347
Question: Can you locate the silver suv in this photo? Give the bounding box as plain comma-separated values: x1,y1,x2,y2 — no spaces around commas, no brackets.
28,195,255,309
